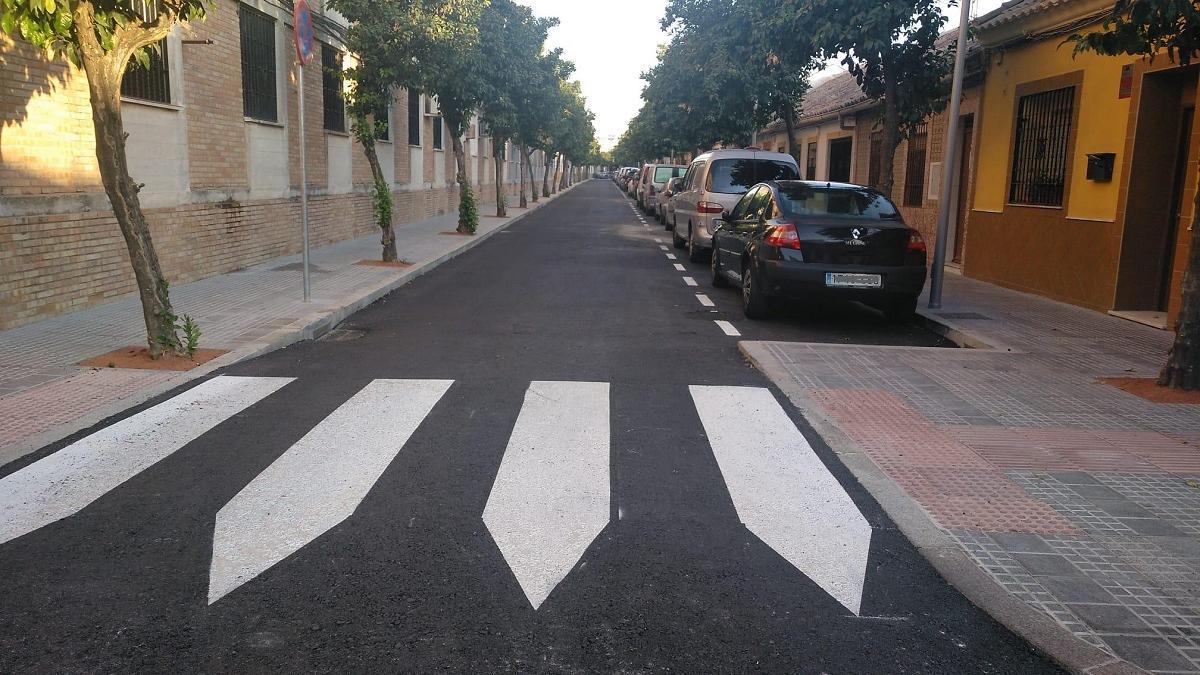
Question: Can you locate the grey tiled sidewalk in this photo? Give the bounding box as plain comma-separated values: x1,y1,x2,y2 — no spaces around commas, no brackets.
744,274,1200,674
0,193,562,464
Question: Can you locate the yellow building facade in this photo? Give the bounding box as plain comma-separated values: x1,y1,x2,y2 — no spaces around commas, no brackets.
966,0,1197,328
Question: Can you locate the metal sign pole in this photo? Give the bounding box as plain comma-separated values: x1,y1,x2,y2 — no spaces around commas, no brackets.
928,0,973,309
297,64,311,302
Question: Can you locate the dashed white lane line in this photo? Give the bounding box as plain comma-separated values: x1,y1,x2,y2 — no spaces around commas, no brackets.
208,379,453,604
659,245,668,251
697,294,715,307
0,376,294,547
654,238,664,244
667,254,678,261
674,264,686,272
683,276,698,287
714,320,741,336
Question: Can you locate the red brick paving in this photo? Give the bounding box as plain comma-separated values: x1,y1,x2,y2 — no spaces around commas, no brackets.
810,389,1079,534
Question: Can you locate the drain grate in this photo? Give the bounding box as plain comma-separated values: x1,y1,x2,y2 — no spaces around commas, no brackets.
935,312,992,321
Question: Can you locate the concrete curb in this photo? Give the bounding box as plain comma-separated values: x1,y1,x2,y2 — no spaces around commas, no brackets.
0,183,583,469
738,340,1141,675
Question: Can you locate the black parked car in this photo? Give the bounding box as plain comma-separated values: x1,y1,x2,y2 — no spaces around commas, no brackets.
709,180,928,322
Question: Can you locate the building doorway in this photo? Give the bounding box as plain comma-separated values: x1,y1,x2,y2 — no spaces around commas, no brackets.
1115,65,1198,324
828,137,853,182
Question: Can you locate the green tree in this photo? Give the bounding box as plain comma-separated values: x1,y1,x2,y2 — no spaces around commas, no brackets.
798,0,953,196
0,0,209,358
413,0,489,234
1070,0,1200,389
476,0,555,217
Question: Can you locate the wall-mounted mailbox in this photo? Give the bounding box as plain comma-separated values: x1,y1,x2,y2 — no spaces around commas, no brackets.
1086,153,1115,182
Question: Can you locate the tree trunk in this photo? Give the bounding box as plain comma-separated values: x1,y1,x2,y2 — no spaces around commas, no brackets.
560,160,570,190
526,150,538,202
878,65,902,200
78,38,180,358
493,137,507,218
450,128,474,234
358,126,397,261
518,142,528,208
782,102,799,161
1160,191,1200,390
542,153,553,198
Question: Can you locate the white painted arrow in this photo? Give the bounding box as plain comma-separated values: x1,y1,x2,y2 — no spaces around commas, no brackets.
0,376,293,547
690,385,873,615
483,381,610,610
208,379,453,604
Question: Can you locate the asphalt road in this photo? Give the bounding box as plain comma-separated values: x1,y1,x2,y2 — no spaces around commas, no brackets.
0,180,1060,673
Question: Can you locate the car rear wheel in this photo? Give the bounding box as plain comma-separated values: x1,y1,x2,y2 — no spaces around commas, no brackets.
711,247,729,287
742,262,770,320
884,295,919,324
687,228,707,263
672,224,686,249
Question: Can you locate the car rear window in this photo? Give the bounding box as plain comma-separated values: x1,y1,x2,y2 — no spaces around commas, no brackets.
707,159,799,194
654,166,683,183
777,184,900,220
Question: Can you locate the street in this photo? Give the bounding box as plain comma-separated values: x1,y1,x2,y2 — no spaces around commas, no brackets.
0,181,1060,672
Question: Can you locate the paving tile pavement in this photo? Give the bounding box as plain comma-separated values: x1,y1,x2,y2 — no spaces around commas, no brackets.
752,275,1200,673
0,199,550,458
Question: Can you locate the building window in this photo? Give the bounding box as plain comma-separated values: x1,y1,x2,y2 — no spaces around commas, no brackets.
432,116,444,150
868,131,883,189
240,4,277,122
373,99,390,141
828,137,853,182
408,90,421,145
321,44,345,133
806,142,817,180
1009,86,1075,207
903,124,928,207
122,39,171,104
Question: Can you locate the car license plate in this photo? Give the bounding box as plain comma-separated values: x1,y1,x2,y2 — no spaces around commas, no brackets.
826,273,882,288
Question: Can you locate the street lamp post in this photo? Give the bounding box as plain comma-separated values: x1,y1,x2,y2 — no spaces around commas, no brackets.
928,0,973,309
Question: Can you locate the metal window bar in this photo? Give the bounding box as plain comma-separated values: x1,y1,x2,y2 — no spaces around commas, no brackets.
806,142,817,180
868,132,883,189
408,90,421,145
122,38,170,103
904,125,928,207
432,116,443,150
321,44,345,132
240,5,277,122
1009,86,1074,206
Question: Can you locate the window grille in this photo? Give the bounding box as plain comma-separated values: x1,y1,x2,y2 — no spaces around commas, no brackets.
1009,86,1075,207
805,142,817,180
122,38,170,104
240,4,277,122
321,44,345,132
432,116,444,150
868,132,883,189
408,90,421,145
903,124,928,207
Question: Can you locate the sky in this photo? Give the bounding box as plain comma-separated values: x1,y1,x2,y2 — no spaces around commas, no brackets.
520,0,1010,151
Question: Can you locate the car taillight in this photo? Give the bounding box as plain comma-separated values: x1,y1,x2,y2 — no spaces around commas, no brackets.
698,201,724,214
907,230,927,253
765,223,801,250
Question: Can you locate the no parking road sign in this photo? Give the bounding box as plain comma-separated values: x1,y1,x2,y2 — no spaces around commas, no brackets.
293,0,315,65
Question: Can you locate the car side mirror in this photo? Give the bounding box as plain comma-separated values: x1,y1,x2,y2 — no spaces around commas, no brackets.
712,218,726,231
721,210,731,221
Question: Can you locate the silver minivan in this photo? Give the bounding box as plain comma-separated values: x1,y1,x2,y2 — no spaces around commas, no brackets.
637,164,686,216
670,149,800,262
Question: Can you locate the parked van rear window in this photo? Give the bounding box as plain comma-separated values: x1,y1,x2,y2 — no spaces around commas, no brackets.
707,159,799,194
654,166,683,183
777,184,900,220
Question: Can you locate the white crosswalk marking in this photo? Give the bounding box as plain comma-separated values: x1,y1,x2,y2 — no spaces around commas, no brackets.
0,376,293,546
690,385,873,615
207,379,453,604
483,381,610,610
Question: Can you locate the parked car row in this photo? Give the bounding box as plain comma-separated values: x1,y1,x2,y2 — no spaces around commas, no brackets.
616,148,928,322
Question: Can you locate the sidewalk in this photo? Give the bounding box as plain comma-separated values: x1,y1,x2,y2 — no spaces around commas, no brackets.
743,274,1200,674
0,188,574,467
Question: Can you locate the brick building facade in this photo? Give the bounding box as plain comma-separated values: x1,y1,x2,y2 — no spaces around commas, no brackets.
0,0,550,330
